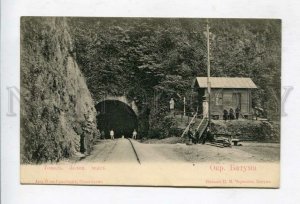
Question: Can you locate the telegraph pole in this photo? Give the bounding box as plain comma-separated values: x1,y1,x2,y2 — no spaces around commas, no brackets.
206,20,211,129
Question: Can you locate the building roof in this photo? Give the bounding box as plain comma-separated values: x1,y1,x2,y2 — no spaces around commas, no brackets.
195,77,257,89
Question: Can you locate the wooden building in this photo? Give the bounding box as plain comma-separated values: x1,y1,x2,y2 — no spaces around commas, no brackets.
192,77,257,119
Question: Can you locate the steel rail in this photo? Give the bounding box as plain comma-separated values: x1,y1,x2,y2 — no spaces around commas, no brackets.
127,138,141,165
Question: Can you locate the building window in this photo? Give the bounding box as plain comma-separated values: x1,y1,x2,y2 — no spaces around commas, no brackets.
215,91,223,105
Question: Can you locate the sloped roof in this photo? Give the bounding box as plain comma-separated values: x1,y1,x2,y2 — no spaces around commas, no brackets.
195,77,257,89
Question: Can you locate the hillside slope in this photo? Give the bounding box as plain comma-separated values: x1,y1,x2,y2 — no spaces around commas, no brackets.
69,18,281,136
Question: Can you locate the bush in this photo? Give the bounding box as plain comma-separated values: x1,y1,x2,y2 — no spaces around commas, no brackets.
211,120,279,142
147,128,162,139
147,115,178,139
169,127,182,137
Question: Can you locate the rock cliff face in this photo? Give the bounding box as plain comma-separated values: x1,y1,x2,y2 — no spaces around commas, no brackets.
20,17,99,163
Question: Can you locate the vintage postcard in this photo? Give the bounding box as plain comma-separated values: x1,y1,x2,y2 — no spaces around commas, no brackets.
20,17,280,187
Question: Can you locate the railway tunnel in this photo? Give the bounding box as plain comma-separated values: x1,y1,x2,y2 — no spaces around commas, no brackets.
95,100,138,138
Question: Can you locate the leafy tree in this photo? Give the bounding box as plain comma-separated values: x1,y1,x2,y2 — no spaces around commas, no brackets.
68,18,281,137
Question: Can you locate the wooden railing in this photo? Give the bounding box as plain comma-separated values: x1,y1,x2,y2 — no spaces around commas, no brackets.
180,107,199,138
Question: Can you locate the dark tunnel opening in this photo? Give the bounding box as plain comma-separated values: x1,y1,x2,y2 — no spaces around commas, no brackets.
95,100,138,138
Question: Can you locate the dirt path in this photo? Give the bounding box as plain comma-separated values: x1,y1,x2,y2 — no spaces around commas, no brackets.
81,139,139,163
105,139,138,163
133,142,275,163
80,139,280,163
130,139,185,162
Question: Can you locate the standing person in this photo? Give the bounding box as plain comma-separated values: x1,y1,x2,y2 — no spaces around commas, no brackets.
223,109,228,121
195,129,200,144
229,108,235,120
187,128,193,143
202,97,209,118
132,129,137,140
202,127,211,144
79,120,88,154
110,129,114,140
235,107,240,120
80,132,86,153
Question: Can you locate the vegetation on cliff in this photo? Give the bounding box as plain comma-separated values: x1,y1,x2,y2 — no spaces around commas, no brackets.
68,18,281,136
21,17,99,163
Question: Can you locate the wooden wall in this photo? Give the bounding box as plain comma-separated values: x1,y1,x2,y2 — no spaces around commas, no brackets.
200,88,252,117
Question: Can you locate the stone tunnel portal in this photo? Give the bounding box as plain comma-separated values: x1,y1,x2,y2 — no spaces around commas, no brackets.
95,100,138,138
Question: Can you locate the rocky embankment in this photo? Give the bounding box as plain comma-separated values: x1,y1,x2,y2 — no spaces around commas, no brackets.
21,17,99,163
211,119,280,142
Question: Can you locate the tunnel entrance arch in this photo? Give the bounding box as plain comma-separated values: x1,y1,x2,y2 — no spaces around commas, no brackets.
95,98,138,138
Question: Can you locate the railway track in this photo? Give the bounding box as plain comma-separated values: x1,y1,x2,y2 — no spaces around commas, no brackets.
103,140,118,162
81,138,142,163
127,138,141,164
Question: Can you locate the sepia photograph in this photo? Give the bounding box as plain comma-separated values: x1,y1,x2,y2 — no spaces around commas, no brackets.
20,17,281,187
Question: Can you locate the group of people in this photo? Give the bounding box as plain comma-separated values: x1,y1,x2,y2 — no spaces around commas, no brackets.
223,107,240,121
100,129,138,140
